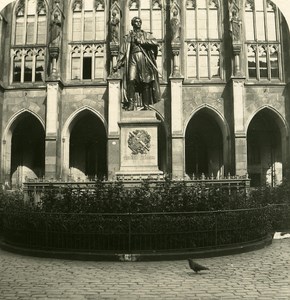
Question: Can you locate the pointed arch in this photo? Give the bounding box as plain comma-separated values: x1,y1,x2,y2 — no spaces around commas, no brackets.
185,104,231,177
184,104,230,139
61,106,107,180
1,109,45,185
246,106,288,186
3,108,45,139
246,105,289,136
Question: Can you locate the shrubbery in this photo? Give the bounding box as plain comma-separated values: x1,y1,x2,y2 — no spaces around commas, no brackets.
1,179,289,252
26,179,253,213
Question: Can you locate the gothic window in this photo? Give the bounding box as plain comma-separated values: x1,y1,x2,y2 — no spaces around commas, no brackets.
185,0,221,80
245,0,282,80
70,0,106,81
128,0,164,78
12,0,47,83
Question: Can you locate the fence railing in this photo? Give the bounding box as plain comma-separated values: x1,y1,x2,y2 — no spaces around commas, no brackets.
269,203,290,231
22,177,251,202
0,208,3,237
2,206,272,254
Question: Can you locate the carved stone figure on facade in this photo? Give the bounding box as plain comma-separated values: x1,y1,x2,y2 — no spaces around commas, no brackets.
49,11,62,48
49,11,62,79
110,10,120,44
170,8,180,43
229,0,242,43
113,17,161,111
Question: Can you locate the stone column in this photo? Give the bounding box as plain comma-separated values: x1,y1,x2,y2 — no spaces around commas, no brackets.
232,77,247,176
0,84,4,184
171,44,181,77
45,80,61,179
170,76,184,178
107,78,121,180
107,12,121,180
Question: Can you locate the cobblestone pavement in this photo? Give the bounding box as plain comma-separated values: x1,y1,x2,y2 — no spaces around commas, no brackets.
0,239,290,300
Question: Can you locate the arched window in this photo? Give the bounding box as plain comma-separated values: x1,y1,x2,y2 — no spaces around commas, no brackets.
12,0,47,83
70,0,106,81
245,0,282,80
185,0,221,80
127,0,164,78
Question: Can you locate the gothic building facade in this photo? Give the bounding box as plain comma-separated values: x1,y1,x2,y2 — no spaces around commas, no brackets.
0,0,290,187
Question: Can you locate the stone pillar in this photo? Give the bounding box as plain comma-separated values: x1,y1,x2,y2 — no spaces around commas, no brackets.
49,47,60,79
170,76,184,178
107,78,121,180
171,44,181,77
107,11,121,180
45,81,61,179
232,77,247,176
0,85,4,184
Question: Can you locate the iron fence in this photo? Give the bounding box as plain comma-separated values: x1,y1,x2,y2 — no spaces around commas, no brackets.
269,204,290,231
23,177,251,196
2,206,273,253
0,208,3,236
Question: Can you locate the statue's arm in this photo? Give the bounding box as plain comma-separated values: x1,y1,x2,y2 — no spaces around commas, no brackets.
137,32,159,49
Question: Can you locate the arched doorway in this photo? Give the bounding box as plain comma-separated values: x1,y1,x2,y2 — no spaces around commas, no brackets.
10,112,45,186
247,109,283,187
185,110,224,178
69,110,107,180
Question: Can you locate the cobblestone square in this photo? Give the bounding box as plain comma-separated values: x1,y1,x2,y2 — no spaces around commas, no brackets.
0,239,290,299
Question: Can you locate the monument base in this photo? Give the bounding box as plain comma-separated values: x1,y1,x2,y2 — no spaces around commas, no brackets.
117,110,163,180
115,170,163,181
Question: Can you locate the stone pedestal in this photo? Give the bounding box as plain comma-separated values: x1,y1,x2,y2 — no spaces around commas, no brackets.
116,111,163,180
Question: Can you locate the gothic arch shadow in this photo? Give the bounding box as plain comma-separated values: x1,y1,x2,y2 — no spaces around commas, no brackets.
184,105,230,178
246,106,288,186
2,110,45,187
61,107,108,180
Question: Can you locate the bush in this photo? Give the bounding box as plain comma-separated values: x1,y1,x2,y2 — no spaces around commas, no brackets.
34,179,253,214
1,179,289,252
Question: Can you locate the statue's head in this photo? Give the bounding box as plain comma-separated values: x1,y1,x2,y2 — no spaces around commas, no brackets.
131,17,142,28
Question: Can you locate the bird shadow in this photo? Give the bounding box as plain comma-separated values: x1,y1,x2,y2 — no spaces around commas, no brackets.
187,271,205,276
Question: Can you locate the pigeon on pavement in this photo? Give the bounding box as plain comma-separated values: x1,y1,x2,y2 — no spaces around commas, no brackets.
188,259,209,273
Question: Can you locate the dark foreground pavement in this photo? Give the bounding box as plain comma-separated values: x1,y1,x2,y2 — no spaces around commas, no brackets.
0,238,290,300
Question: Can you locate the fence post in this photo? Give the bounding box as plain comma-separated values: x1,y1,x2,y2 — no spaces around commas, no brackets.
215,212,218,247
0,208,3,237
128,213,131,254
45,213,48,248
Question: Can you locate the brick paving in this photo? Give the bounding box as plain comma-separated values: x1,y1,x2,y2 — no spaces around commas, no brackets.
0,238,290,299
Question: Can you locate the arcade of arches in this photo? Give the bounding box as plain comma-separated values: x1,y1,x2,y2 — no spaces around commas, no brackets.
1,0,290,187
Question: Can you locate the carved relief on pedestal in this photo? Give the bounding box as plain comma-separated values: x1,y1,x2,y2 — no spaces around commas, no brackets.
128,130,151,155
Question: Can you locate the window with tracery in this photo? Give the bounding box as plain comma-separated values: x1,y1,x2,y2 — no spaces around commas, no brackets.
12,0,47,83
185,0,221,80
128,0,164,78
70,0,106,81
245,0,282,80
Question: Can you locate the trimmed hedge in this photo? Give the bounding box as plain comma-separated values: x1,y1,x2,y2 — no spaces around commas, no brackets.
0,179,289,253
